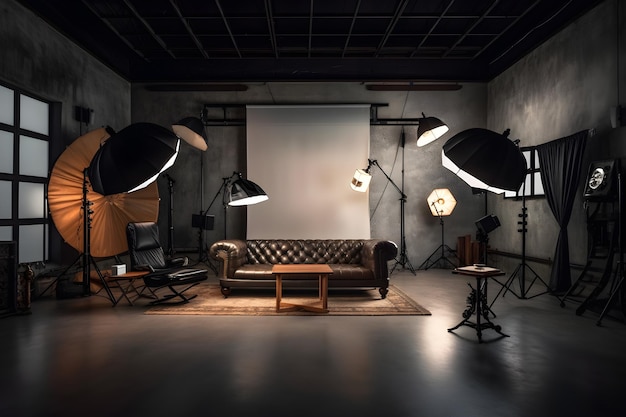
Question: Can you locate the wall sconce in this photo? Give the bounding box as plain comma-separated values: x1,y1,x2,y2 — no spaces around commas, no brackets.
73,105,94,125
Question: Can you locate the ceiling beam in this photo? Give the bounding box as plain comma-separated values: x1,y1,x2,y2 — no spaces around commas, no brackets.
215,0,242,58
122,0,176,59
443,0,499,58
169,0,209,59
375,0,410,57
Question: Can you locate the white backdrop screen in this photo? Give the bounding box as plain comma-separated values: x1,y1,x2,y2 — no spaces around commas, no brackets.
246,105,371,239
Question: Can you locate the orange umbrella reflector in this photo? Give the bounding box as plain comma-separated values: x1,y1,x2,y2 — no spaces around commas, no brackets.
48,128,160,258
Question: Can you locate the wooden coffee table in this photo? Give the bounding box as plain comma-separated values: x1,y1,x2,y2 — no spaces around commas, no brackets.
105,270,151,306
272,264,333,313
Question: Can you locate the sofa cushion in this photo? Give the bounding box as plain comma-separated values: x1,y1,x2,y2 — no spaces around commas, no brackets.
233,264,273,279
246,239,364,264
232,263,373,281
328,264,374,280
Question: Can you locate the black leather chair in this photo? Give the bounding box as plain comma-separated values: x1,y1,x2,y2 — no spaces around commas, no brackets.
126,222,207,305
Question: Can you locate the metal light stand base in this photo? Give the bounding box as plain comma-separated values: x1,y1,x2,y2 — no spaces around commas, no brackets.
490,194,552,307
493,261,550,301
195,224,215,268
418,216,457,270
392,246,416,274
42,170,115,301
390,193,416,275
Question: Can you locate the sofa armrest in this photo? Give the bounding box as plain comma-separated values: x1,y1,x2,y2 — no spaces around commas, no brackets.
361,240,398,280
209,240,248,279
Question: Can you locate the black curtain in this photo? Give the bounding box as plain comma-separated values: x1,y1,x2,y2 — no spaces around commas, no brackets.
536,130,588,292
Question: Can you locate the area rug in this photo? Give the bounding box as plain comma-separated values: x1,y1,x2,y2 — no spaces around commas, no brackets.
145,283,431,316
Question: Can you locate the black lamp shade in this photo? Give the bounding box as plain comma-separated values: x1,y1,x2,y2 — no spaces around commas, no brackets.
228,177,269,206
417,116,449,147
88,122,180,195
442,128,527,193
172,117,207,151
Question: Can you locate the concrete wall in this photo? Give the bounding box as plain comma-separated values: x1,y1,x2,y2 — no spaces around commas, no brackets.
486,0,626,282
0,0,131,263
131,82,488,268
0,1,130,143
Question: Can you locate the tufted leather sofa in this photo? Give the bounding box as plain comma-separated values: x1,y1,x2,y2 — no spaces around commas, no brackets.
209,239,398,298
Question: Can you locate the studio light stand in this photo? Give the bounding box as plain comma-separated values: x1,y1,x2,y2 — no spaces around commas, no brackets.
365,147,416,275
476,230,489,265
475,214,501,265
195,176,228,271
394,130,416,274
166,174,175,257
43,169,115,301
417,188,457,270
418,204,457,270
79,169,114,299
191,138,217,272
491,184,551,304
195,171,268,270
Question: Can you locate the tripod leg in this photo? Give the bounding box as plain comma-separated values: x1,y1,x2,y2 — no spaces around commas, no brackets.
489,264,522,309
34,255,82,299
89,255,115,304
418,245,457,270
560,261,591,307
419,217,455,270
596,263,624,326
418,245,444,270
522,263,553,300
392,248,416,275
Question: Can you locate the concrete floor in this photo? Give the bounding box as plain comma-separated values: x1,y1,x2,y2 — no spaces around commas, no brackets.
1,267,626,417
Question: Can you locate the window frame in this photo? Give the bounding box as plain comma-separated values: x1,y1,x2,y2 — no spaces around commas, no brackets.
0,81,57,264
504,146,545,199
